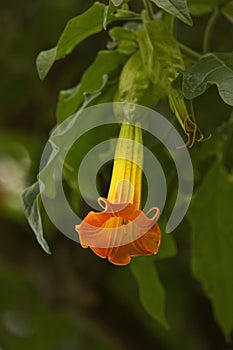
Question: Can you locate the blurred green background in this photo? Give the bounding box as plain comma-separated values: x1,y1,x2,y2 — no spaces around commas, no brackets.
0,1,233,349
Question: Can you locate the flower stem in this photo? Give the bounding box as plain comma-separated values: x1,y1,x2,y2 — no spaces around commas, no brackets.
203,8,219,54
178,42,202,60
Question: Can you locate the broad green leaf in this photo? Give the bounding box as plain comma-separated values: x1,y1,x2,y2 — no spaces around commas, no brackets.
187,0,219,16
57,50,128,123
130,227,176,328
117,51,163,107
39,91,113,200
221,1,233,24
36,2,107,80
131,256,168,328
189,162,233,336
63,122,118,195
138,19,184,93
151,0,193,25
22,182,51,254
182,53,233,106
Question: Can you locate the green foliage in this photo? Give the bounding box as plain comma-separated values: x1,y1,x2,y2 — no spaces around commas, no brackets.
182,53,233,105
57,50,128,123
117,51,162,106
188,162,233,336
131,256,168,327
22,182,51,254
36,48,57,81
131,225,177,328
63,123,118,195
156,229,177,260
138,19,184,92
108,26,138,54
103,0,130,29
36,2,107,80
151,0,193,25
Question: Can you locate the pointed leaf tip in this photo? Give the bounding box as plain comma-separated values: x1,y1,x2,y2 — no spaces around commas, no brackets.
22,182,51,254
151,0,193,26
36,47,57,80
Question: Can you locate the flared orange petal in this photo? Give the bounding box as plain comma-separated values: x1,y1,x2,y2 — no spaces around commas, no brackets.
75,198,161,266
92,222,161,266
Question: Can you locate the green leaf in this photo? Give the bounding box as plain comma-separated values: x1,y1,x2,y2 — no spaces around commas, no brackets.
87,80,119,106
63,122,118,195
36,47,57,80
36,2,107,80
103,0,129,29
182,53,233,106
138,19,184,92
57,77,107,125
57,50,128,123
117,51,163,107
22,182,51,254
151,0,192,25
221,1,233,24
156,231,177,260
129,222,177,329
188,162,233,336
108,26,138,54
131,256,168,328
103,1,116,30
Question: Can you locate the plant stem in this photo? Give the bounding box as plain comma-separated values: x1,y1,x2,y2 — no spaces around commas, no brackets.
143,0,154,20
178,42,202,60
203,8,219,53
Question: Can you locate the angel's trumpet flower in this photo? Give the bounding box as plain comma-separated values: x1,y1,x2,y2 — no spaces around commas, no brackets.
76,122,161,266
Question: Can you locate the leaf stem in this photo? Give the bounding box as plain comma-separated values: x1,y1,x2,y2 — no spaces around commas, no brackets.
178,42,202,60
203,8,219,53
143,0,154,20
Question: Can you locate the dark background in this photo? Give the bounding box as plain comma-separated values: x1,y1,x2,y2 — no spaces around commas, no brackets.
0,1,233,349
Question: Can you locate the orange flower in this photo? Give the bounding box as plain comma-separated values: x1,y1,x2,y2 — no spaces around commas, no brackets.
75,122,161,266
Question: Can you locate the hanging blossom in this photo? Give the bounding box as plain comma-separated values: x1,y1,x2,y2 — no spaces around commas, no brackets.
75,122,161,266
169,90,210,148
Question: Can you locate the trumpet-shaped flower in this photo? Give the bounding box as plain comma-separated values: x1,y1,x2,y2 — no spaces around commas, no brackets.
75,123,161,266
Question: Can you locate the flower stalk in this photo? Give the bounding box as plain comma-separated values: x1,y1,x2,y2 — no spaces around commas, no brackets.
169,91,210,148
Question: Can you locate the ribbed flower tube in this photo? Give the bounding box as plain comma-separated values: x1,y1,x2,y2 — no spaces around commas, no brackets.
76,122,161,266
